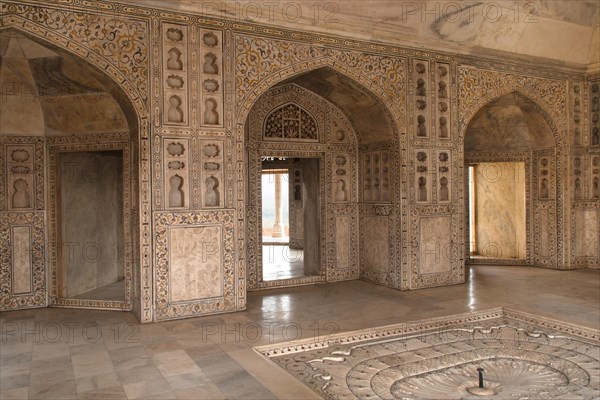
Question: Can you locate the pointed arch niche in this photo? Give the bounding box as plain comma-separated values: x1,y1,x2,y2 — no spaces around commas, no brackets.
0,28,145,314
464,91,559,267
244,66,401,290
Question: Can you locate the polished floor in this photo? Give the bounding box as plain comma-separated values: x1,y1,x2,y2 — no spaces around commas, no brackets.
1,266,599,399
261,245,305,281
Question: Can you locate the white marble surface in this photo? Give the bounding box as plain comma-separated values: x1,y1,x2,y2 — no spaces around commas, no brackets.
361,216,389,272
474,162,526,259
11,226,32,295
169,226,223,302
419,216,451,274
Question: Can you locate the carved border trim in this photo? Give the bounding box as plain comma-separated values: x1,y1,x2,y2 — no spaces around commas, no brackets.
254,308,600,357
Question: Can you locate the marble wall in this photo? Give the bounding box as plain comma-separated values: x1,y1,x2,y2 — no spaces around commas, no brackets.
0,0,598,321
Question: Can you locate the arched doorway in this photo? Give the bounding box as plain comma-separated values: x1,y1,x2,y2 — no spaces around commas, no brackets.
243,67,400,290
464,92,556,266
0,29,142,310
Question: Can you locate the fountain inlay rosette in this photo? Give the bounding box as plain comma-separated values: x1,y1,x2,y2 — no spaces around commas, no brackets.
255,308,599,400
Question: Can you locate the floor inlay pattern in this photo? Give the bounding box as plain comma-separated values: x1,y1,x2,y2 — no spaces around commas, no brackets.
255,308,600,400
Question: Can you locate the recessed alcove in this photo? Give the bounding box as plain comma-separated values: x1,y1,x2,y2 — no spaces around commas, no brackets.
57,151,125,301
465,92,556,266
0,28,140,311
245,67,400,290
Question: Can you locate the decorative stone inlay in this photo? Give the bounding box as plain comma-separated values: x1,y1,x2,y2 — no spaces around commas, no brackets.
255,308,599,400
154,210,236,321
0,212,46,310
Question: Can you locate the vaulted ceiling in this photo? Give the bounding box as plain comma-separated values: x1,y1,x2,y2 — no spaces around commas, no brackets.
123,0,600,72
0,30,134,136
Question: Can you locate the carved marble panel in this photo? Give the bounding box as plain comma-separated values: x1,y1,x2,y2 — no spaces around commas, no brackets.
335,216,351,269
539,208,551,258
361,216,389,273
11,226,32,295
413,59,431,139
591,155,600,200
169,225,223,302
332,153,351,203
0,212,46,311
289,159,304,249
164,139,190,210
200,29,224,128
533,202,557,266
573,155,585,200
436,62,451,140
538,156,552,200
590,81,600,147
575,210,599,258
436,150,452,203
411,206,461,288
419,216,452,274
200,141,224,208
415,149,431,203
162,23,189,126
154,211,235,321
362,150,390,203
5,144,35,211
571,82,584,146
326,206,359,282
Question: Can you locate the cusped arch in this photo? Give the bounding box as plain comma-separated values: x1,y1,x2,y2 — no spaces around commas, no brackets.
249,83,360,146
237,57,400,143
0,21,148,120
461,90,563,150
263,102,319,141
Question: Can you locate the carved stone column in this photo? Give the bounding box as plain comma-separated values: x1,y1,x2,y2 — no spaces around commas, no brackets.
272,173,283,238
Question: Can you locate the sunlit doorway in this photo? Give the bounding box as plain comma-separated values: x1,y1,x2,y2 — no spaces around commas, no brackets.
261,157,321,282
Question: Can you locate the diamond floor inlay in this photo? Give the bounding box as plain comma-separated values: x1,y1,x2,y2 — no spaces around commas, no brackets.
255,308,600,400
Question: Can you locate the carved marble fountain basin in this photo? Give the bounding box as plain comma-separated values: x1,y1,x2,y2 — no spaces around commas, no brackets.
255,308,600,400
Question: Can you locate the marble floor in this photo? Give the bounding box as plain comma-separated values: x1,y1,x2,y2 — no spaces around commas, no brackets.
261,245,305,281
72,280,125,302
1,265,599,400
